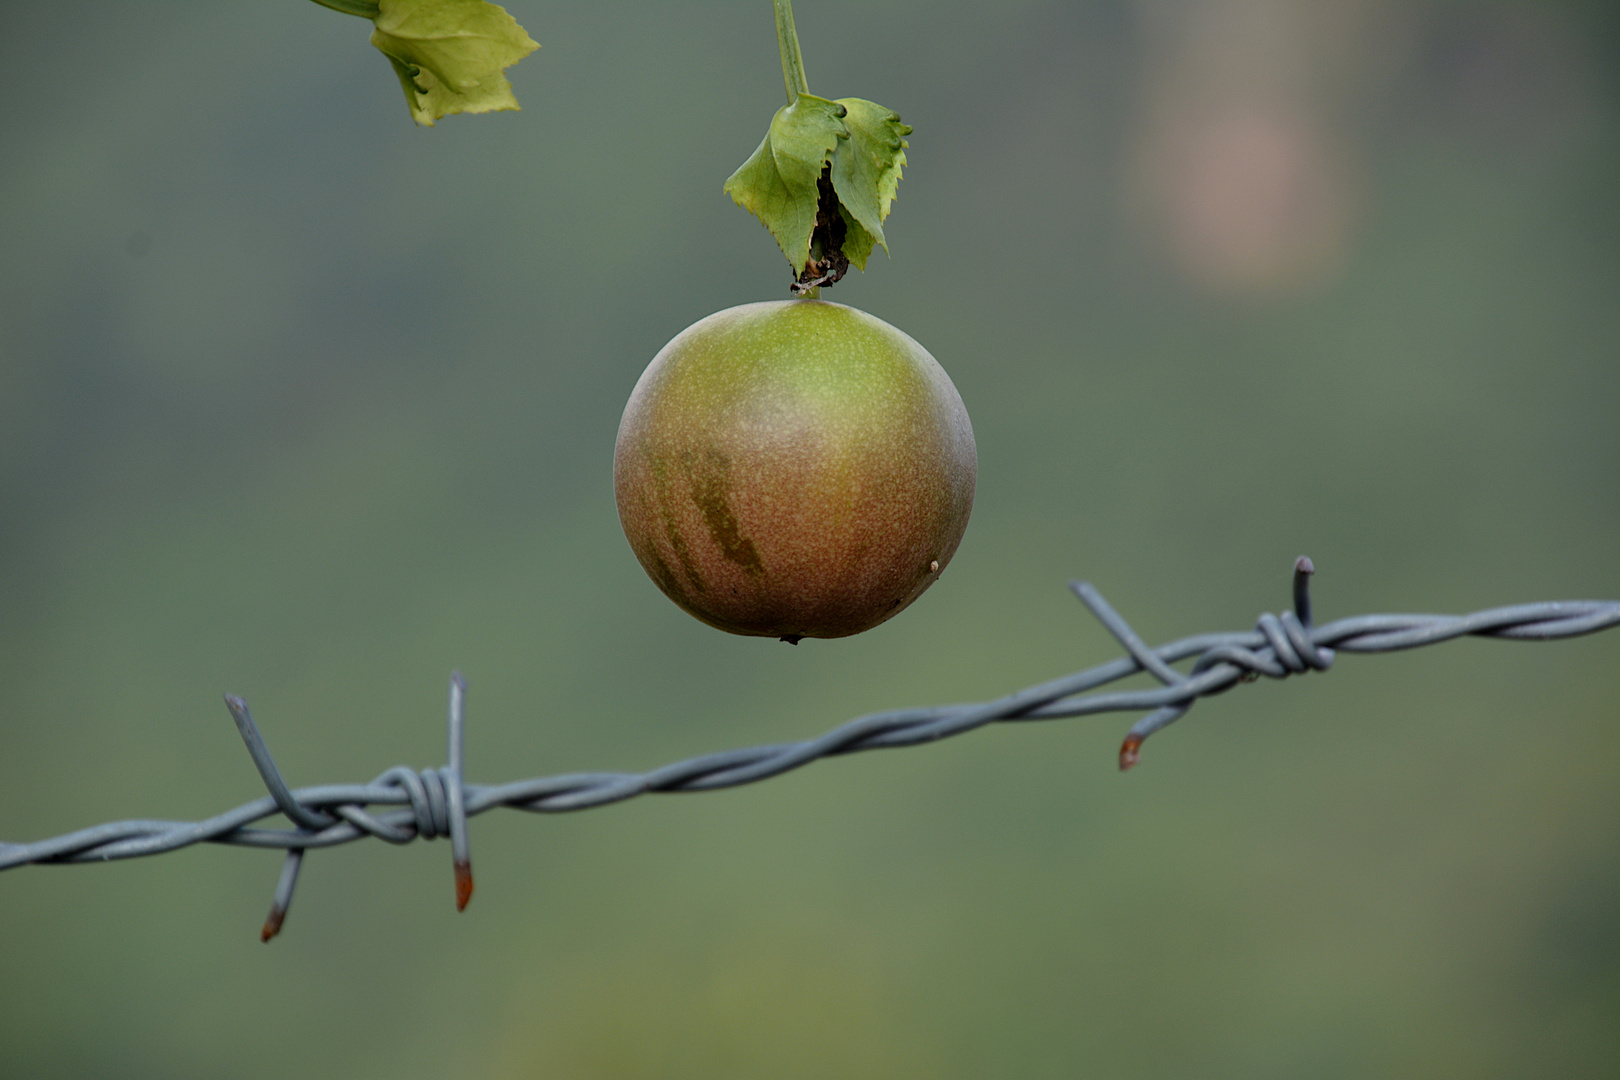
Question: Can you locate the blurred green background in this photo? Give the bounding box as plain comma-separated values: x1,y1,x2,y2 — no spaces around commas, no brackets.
2,2,1617,1077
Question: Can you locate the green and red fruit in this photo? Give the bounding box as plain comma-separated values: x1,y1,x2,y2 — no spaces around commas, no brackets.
614,299,976,641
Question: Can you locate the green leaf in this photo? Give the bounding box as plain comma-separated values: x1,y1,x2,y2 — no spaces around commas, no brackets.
723,94,849,275
367,0,538,127
837,207,879,273
828,98,910,269
725,93,909,279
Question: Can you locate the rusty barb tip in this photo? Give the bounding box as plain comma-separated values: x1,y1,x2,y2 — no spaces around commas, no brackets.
261,906,286,943
454,861,474,912
1118,735,1143,772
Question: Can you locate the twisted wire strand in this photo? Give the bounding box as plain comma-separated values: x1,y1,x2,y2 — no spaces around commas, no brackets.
3,560,1616,940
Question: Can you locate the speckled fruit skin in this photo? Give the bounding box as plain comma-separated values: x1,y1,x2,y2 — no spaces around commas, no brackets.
614,299,976,640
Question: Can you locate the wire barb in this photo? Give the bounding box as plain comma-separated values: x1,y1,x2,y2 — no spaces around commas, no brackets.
1294,555,1316,629
4,561,1617,939
446,671,473,912
224,696,334,832
261,848,303,943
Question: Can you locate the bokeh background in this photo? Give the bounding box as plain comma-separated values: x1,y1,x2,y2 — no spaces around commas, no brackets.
2,2,1617,1077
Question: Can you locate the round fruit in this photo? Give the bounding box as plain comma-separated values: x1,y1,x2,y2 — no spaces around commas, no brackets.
614,299,976,641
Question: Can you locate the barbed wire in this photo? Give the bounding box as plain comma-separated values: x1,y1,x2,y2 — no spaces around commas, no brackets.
3,558,1617,940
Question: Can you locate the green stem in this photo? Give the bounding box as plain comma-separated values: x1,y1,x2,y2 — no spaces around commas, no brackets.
773,0,810,103
307,0,381,19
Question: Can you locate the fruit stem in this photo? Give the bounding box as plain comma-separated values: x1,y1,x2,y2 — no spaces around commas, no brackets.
773,0,810,103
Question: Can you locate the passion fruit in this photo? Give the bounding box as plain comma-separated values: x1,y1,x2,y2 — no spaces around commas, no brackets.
613,299,976,640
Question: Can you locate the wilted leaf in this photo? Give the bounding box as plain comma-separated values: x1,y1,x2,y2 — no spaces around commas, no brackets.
368,0,538,127
828,98,909,270
723,94,848,276
725,93,909,280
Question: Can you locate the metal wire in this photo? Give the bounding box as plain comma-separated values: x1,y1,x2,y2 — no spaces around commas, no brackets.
3,558,1616,940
